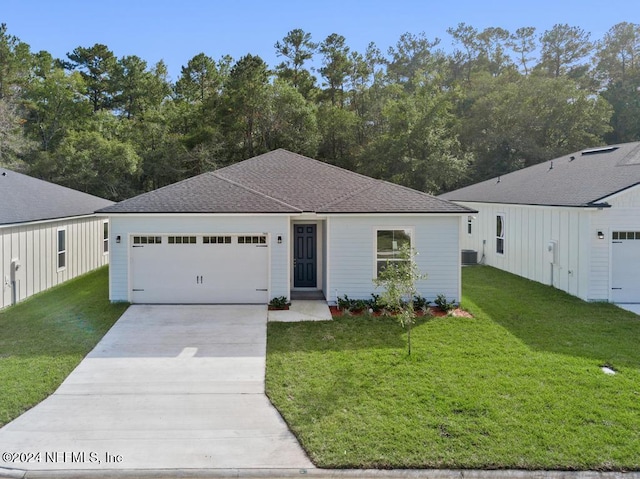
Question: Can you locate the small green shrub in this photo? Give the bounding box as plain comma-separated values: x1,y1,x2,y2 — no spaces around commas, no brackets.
337,294,351,310
350,299,367,312
413,294,430,311
269,296,290,309
338,294,380,312
434,294,456,312
368,293,384,312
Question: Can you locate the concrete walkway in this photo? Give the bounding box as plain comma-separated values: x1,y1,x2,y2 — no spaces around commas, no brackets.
615,303,640,315
0,305,313,472
267,300,332,322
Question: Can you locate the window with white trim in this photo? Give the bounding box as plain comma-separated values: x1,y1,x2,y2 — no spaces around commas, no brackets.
375,229,412,276
496,214,505,255
57,228,67,270
467,216,473,235
103,221,109,254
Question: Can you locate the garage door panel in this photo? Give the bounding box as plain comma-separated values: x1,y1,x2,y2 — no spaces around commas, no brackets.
611,231,640,303
130,235,269,304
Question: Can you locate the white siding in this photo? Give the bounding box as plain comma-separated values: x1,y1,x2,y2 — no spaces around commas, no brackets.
108,215,290,303
0,216,109,309
589,207,640,301
604,184,640,208
458,202,592,300
587,185,640,300
327,215,461,304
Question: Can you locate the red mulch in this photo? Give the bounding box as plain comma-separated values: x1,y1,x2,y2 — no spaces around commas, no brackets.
328,305,472,319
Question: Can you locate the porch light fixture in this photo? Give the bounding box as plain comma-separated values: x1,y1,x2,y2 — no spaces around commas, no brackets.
597,231,604,239
116,235,121,244
277,235,282,244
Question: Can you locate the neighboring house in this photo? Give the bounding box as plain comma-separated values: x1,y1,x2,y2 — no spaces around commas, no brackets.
98,149,474,305
1,168,114,309
440,141,640,303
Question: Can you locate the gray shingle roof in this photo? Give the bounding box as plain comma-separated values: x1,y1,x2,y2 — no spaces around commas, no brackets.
439,142,640,207
99,149,471,215
0,168,114,225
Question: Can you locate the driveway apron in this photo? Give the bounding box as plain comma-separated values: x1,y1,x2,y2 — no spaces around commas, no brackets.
0,305,313,471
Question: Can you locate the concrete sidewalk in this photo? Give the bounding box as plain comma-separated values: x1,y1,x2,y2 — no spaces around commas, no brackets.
615,303,640,315
2,467,639,478
0,305,313,472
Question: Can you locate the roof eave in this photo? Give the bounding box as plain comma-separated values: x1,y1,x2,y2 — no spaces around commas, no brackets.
96,210,301,216
590,182,640,204
0,213,103,229
446,199,611,209
319,209,477,214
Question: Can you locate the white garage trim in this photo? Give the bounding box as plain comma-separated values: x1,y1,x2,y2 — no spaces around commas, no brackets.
127,233,270,304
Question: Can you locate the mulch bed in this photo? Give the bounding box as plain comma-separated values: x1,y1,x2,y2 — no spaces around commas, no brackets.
328,305,473,318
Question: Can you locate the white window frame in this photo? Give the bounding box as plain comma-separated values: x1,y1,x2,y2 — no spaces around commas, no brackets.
496,214,505,255
373,227,414,278
103,220,109,254
467,216,473,236
57,227,67,271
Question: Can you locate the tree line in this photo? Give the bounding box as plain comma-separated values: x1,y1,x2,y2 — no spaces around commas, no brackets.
0,22,638,200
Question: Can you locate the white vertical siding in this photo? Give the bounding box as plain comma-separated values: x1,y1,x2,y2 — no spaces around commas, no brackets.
457,202,592,301
322,219,328,294
0,216,109,309
326,215,462,304
589,206,640,301
107,215,290,303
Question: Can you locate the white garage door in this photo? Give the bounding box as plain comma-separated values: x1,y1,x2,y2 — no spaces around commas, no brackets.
130,234,269,304
611,231,640,303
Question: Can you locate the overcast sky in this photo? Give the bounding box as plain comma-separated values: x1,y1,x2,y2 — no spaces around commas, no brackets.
4,0,637,80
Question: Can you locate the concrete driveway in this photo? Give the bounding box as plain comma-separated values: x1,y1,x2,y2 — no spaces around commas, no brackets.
0,305,313,472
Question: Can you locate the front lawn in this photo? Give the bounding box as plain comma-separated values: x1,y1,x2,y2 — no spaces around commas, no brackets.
266,265,640,470
0,267,128,427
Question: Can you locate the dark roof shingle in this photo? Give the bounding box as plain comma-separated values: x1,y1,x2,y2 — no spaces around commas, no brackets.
0,169,114,225
100,149,472,214
439,142,640,207
98,173,298,214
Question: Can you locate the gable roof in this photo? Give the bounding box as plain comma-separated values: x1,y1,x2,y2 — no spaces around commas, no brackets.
439,141,640,207
0,168,114,226
99,149,472,215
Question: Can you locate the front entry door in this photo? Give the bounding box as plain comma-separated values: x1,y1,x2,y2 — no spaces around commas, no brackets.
294,224,317,287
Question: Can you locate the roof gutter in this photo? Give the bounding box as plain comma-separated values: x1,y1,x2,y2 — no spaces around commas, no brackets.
586,202,612,209
447,200,611,209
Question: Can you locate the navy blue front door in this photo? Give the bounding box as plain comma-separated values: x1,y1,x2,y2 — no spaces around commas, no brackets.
294,225,317,287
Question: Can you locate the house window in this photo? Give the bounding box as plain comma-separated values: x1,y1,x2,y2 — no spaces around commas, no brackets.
496,214,505,255
467,216,473,235
103,221,109,254
375,229,412,276
57,227,66,270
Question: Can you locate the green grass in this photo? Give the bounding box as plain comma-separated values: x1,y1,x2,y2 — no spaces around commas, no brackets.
266,266,640,470
0,267,128,427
